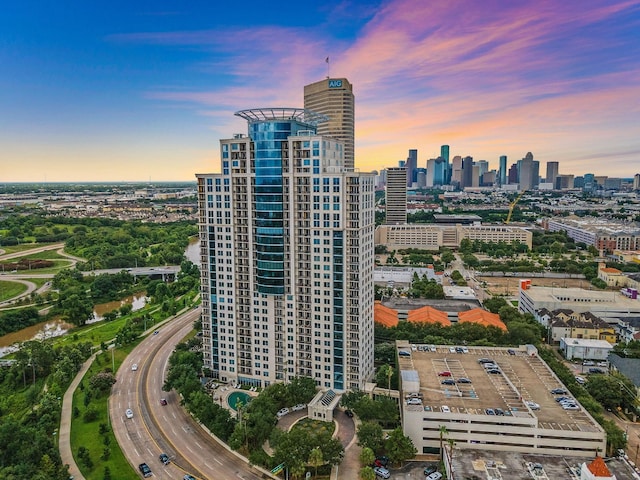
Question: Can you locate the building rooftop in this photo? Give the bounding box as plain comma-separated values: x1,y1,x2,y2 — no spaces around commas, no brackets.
400,344,601,432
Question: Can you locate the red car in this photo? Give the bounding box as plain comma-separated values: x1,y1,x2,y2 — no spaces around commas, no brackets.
160,398,167,406
438,371,452,377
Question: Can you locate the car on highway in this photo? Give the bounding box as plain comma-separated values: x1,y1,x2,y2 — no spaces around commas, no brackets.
159,453,170,465
125,408,133,419
153,330,159,335
160,398,168,406
373,466,390,479
138,463,152,478
183,476,197,480
131,363,138,371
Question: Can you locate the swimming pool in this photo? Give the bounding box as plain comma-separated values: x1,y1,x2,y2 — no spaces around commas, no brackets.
227,391,251,411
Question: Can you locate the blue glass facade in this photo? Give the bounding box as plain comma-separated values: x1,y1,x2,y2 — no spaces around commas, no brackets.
250,120,313,295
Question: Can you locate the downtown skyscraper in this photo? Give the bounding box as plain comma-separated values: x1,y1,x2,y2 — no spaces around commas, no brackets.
304,78,355,169
196,107,375,392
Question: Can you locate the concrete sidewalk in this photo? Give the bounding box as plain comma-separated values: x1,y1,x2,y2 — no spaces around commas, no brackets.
59,351,98,480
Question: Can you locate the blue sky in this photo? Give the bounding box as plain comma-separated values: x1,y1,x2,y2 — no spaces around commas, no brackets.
1,0,639,182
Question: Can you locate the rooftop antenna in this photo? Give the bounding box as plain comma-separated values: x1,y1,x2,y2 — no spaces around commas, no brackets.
326,56,330,79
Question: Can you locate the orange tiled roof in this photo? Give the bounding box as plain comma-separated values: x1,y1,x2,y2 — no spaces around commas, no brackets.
587,455,612,477
601,267,622,274
457,308,507,331
407,306,451,326
374,301,398,328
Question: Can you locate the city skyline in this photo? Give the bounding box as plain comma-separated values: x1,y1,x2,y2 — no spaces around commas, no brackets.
2,0,639,182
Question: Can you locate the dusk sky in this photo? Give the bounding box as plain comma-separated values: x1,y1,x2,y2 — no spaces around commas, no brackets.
1,0,639,182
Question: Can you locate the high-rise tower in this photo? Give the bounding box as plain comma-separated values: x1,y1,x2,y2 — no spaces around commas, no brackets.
196,108,375,391
499,155,507,185
385,167,407,224
546,161,559,186
304,78,355,169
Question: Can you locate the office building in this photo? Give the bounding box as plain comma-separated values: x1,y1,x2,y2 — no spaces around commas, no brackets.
499,155,507,185
583,173,595,192
405,149,418,187
426,157,448,187
197,107,375,391
545,215,640,252
385,167,408,224
461,156,474,189
545,161,559,185
634,174,640,191
304,78,355,169
375,223,533,250
451,156,463,185
517,152,539,190
440,145,450,183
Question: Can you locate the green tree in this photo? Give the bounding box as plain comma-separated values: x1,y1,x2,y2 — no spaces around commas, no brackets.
308,447,324,478
359,466,376,480
357,422,384,453
384,427,416,467
359,447,375,467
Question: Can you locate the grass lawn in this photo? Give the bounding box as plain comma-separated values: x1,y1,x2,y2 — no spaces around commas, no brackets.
71,346,138,480
0,280,28,302
292,418,336,436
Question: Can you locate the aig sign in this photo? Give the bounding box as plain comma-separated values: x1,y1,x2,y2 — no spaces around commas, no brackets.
328,79,342,88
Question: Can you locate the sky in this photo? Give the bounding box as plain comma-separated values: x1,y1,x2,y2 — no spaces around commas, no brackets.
1,0,639,183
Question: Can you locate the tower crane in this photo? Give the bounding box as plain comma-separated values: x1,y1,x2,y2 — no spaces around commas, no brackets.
505,190,526,224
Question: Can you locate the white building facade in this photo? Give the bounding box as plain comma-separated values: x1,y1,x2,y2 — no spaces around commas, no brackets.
197,108,375,392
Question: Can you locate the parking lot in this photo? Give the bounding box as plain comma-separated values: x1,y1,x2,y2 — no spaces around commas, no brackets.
402,344,600,432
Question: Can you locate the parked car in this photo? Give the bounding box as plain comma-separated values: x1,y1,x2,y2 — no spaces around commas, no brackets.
398,350,411,357
550,388,567,394
597,361,608,367
507,349,516,355
424,465,437,475
426,473,443,480
376,456,389,467
277,407,290,418
138,463,152,478
441,379,456,385
159,453,170,465
457,377,472,383
292,403,306,411
344,409,354,417
438,371,452,377
485,408,495,415
478,358,494,364
487,369,501,374
125,408,133,419
407,398,422,405
575,376,586,384
441,405,450,413
525,401,540,410
494,408,505,416
449,347,456,353
373,466,390,479
588,368,605,374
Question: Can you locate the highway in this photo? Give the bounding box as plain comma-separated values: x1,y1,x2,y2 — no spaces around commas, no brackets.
110,308,265,480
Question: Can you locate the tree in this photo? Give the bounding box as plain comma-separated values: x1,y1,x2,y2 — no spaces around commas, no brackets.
438,425,448,462
89,371,116,394
357,422,384,452
384,427,416,467
308,447,324,478
359,466,376,480
359,447,375,467
377,365,393,395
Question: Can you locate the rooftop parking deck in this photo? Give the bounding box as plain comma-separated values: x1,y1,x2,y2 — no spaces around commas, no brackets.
398,344,600,433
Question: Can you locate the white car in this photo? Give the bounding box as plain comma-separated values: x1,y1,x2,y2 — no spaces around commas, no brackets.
449,347,456,353
131,363,138,371
125,408,133,419
373,466,390,479
441,405,450,413
525,401,540,410
406,398,422,405
277,408,290,418
426,473,443,480
292,403,306,411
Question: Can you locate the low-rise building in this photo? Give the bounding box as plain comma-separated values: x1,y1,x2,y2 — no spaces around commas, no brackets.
559,338,613,361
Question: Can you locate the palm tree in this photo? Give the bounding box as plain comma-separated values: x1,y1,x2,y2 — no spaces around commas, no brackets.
438,425,448,467
446,438,456,479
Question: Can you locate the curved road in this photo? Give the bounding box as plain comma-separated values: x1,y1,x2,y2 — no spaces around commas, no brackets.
110,310,265,480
